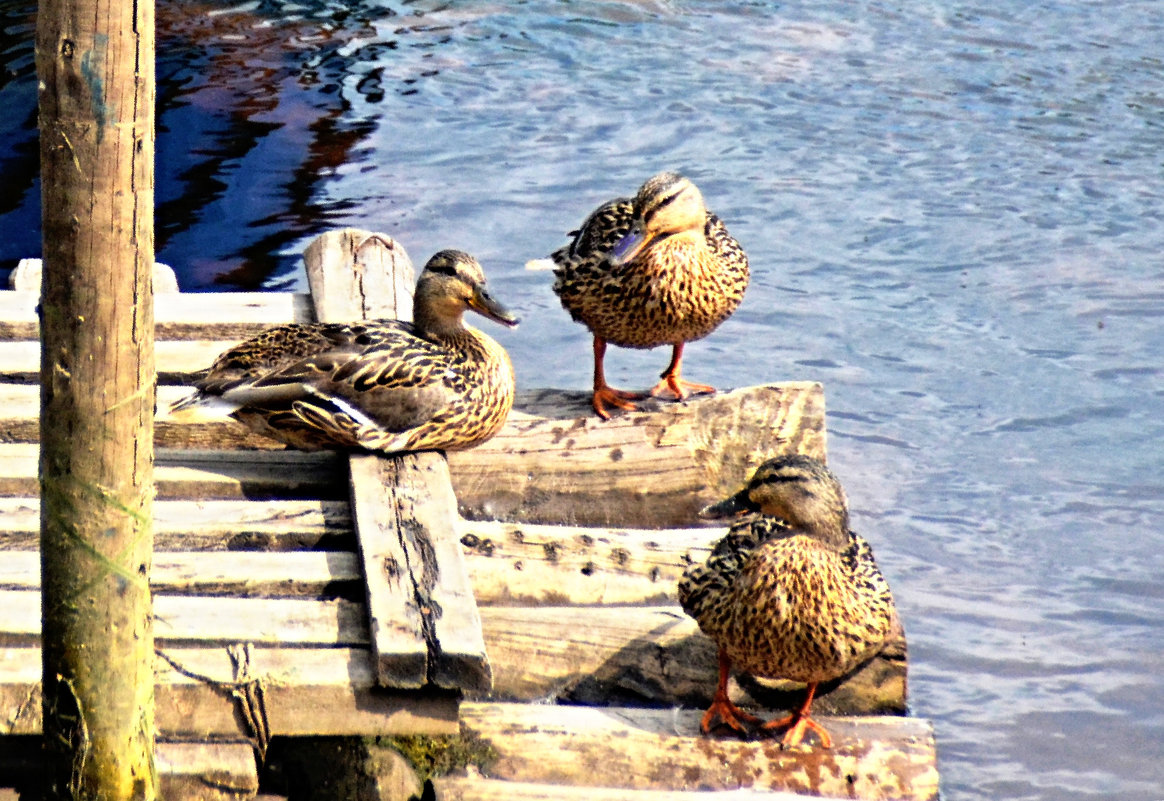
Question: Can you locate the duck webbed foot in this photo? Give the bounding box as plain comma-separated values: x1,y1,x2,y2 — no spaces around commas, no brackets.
760,682,833,749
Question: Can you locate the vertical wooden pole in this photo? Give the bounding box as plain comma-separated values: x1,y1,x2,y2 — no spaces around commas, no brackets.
36,0,157,797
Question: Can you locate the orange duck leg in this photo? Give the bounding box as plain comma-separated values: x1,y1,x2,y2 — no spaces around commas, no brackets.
761,681,833,748
649,342,716,400
591,336,645,419
700,649,762,735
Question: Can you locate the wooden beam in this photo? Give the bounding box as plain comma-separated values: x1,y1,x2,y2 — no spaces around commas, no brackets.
0,647,459,737
0,739,260,801
0,340,236,383
475,605,906,717
0,549,904,715
0,385,291,450
0,381,827,530
349,455,492,693
0,444,345,500
346,455,428,689
0,498,353,551
447,382,825,528
154,742,259,801
433,777,844,801
1,590,367,647
457,519,715,606
9,258,179,294
301,228,413,322
0,290,313,340
303,229,491,694
0,550,361,598
458,702,939,801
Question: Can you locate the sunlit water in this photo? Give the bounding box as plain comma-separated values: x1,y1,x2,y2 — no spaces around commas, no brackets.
3,1,1163,799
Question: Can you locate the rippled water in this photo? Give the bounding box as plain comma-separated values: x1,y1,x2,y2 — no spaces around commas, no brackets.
3,1,1164,799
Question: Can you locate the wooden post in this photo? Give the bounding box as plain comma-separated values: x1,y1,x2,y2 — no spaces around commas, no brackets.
36,0,157,796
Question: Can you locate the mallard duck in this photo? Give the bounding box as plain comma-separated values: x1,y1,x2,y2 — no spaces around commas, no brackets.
170,249,519,454
547,171,749,419
678,454,897,748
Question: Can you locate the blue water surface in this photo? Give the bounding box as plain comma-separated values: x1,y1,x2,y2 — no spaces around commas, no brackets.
3,2,1163,799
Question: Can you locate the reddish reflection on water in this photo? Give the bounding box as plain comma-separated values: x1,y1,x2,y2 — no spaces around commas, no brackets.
0,0,392,289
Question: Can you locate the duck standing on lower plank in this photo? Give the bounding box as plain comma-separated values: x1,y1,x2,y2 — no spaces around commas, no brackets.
544,171,749,419
678,454,898,748
170,249,519,454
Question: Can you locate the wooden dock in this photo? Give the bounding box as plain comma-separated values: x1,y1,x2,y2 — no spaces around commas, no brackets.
0,231,939,801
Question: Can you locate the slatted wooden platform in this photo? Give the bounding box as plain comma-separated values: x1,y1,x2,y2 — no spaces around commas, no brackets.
1,232,939,801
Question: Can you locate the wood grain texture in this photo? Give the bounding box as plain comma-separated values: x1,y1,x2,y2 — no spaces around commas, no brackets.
475,605,906,716
303,228,415,323
306,230,492,694
0,646,459,738
0,739,259,801
457,519,714,606
458,702,939,801
0,290,313,341
433,777,847,801
1,590,367,647
0,550,361,597
0,498,352,551
0,444,344,499
347,454,429,689
447,382,826,528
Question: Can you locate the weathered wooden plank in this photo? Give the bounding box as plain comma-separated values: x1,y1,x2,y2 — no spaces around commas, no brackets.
305,230,427,692
446,382,826,528
404,455,492,693
0,385,824,526
475,605,906,717
0,384,287,449
0,340,234,382
155,742,259,801
0,738,259,801
302,228,414,322
458,702,939,801
0,444,344,499
0,498,352,551
457,519,713,606
0,647,459,737
304,230,491,695
351,454,492,692
0,290,313,340
347,454,428,689
1,590,367,647
347,439,491,693
433,777,844,801
0,550,360,597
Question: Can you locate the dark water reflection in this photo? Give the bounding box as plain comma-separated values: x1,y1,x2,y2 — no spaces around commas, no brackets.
3,1,1164,799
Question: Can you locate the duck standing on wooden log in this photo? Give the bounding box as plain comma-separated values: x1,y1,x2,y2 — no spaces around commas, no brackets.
170,249,519,454
678,454,898,748
540,171,749,419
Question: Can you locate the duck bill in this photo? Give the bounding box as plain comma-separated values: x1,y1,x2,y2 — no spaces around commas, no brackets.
699,490,757,520
470,286,520,328
609,222,650,266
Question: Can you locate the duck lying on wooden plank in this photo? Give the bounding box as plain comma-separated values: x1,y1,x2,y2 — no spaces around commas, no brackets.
680,454,899,748
170,250,518,454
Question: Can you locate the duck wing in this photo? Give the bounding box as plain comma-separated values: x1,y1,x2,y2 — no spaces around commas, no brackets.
551,197,634,273
193,323,456,448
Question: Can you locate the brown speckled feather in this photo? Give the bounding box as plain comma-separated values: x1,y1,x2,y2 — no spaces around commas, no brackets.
678,456,897,688
550,173,749,350
679,519,895,683
173,250,517,454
